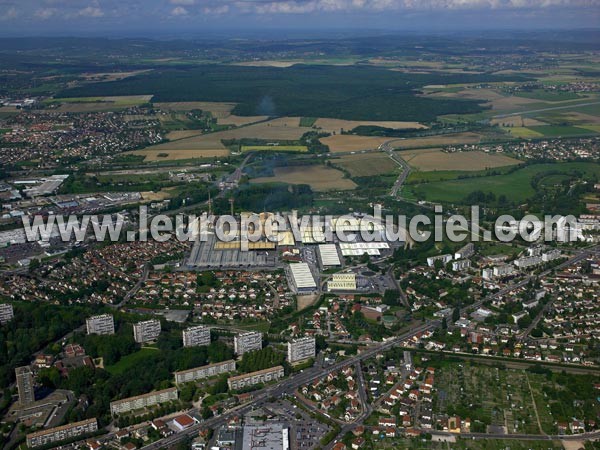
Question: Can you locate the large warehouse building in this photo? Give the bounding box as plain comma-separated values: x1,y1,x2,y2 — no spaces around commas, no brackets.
288,263,317,294
318,244,341,267
327,273,357,291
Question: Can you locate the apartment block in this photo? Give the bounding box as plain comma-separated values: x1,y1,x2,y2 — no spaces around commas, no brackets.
174,360,236,385
110,387,178,415
182,325,211,348
228,366,284,391
16,366,35,406
287,337,316,364
454,243,475,260
0,303,14,324
514,255,542,269
234,331,262,355
86,314,115,335
26,418,98,449
133,319,161,343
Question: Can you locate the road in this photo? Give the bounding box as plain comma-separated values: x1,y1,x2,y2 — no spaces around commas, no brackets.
378,140,411,198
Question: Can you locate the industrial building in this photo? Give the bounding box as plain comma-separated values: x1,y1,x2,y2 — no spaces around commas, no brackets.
0,303,14,324
182,325,211,347
16,366,35,406
241,423,290,450
26,418,98,449
133,319,161,343
110,387,178,415
227,366,284,391
86,314,115,335
287,337,316,364
327,273,357,291
318,244,341,267
21,174,69,198
338,242,390,257
288,263,317,293
186,232,277,269
234,331,262,355
174,360,236,385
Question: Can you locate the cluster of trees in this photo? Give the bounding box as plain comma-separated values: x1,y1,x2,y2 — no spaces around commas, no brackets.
237,347,284,374
232,183,313,212
0,302,91,386
196,271,220,293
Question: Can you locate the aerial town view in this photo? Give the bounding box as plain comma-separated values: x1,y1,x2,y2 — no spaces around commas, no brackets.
0,1,599,450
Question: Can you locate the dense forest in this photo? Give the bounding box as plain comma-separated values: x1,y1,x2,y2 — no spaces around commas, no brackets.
56,65,529,122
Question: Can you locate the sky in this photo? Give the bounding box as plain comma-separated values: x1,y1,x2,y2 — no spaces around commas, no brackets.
0,0,598,36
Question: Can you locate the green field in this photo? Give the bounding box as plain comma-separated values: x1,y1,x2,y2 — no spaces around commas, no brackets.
406,165,516,184
241,145,308,153
105,347,159,375
527,125,598,137
300,117,318,127
504,126,544,138
514,89,581,102
410,162,600,204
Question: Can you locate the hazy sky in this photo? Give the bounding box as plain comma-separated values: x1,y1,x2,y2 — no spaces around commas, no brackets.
0,0,598,36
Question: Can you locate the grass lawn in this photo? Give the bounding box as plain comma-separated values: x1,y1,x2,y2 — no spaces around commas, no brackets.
105,347,159,375
411,162,600,204
233,321,272,333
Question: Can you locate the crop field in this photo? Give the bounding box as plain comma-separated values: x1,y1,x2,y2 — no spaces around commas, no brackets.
130,117,306,161
507,124,599,138
126,148,230,161
490,115,548,126
241,145,307,153
527,125,598,137
319,135,391,152
313,118,426,134
251,165,357,191
502,126,545,138
399,148,521,171
332,152,398,177
392,132,484,149
219,115,268,126
409,162,600,203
